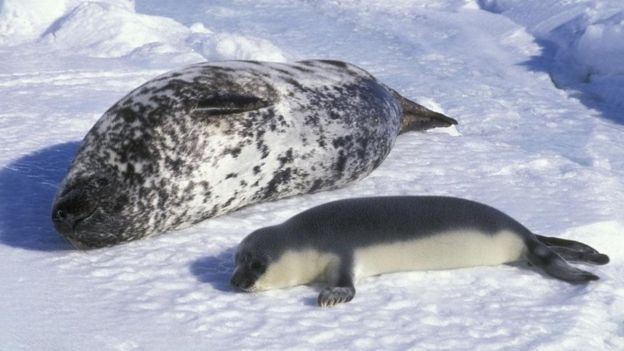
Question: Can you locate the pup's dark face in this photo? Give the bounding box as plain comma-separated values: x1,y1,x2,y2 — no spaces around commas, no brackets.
230,248,269,292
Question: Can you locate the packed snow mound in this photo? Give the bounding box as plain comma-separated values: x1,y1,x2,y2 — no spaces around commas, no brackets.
574,11,624,75
0,0,133,45
478,0,624,112
186,23,286,62
41,2,188,58
0,0,286,64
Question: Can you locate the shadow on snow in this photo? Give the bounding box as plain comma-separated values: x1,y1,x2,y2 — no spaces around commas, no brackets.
519,39,623,126
189,248,236,292
0,142,79,251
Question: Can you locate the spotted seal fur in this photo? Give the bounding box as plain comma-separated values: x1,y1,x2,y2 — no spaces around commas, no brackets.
231,196,609,307
52,60,457,249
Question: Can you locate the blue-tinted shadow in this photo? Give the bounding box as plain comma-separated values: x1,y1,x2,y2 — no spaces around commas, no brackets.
189,248,236,292
0,142,80,251
520,40,623,125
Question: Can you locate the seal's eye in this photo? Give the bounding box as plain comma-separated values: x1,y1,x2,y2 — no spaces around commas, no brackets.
95,178,109,187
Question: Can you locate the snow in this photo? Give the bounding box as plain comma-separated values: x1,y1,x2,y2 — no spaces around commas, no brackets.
1,0,623,350
477,0,624,120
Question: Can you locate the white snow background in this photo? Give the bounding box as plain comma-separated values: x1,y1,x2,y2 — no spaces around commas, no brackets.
1,0,623,350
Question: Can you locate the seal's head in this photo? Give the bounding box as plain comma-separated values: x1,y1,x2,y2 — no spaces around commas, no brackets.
50,96,177,249
52,172,131,249
50,98,214,249
51,62,280,249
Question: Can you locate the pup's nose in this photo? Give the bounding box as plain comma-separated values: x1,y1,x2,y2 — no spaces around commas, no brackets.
230,275,242,289
230,273,254,291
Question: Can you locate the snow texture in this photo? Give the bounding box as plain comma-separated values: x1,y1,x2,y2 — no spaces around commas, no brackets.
478,0,624,122
0,0,623,350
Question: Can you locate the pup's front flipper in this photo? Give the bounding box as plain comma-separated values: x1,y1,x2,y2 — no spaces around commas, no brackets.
318,267,356,307
318,286,356,307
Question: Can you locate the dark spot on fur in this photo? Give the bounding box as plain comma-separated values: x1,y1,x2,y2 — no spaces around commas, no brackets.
113,194,129,212
223,147,242,158
168,157,183,171
157,189,169,209
285,78,306,91
310,179,323,192
278,148,294,166
123,163,144,184
260,168,292,200
223,197,235,208
292,65,314,73
335,151,347,174
119,107,138,123
256,137,270,159
275,68,292,76
329,111,341,120
317,60,348,68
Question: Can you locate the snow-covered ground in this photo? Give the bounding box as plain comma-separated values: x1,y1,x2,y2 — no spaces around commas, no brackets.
1,0,623,349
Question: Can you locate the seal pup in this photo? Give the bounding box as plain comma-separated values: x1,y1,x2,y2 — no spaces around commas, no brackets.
230,196,609,307
51,60,457,249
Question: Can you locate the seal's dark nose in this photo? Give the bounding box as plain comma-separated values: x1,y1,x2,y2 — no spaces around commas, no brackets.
51,187,97,239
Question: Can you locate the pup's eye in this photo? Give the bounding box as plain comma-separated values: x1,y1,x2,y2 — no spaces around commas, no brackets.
250,261,263,270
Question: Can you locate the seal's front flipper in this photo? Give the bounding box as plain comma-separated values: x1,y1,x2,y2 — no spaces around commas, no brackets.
526,243,599,283
318,286,356,307
549,246,610,265
193,94,272,116
389,89,458,133
534,234,602,255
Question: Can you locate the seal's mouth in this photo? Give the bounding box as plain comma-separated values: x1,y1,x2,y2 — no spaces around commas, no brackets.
72,207,98,232
65,237,92,250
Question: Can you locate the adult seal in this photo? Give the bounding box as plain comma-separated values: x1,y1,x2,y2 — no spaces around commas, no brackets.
231,196,609,307
51,60,457,249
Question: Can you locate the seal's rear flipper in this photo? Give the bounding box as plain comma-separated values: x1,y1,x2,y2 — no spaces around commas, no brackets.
548,246,610,265
526,244,599,283
534,234,602,255
389,89,458,133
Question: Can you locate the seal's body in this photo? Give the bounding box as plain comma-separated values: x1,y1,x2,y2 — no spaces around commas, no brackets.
231,196,609,307
51,60,456,248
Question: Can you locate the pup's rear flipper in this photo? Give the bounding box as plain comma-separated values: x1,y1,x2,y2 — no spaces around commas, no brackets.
526,244,599,284
534,234,602,254
549,246,610,265
389,89,458,133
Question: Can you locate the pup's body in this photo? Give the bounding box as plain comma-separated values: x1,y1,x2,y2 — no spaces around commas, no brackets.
231,196,609,306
